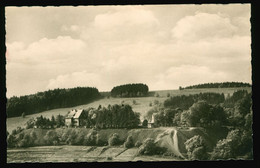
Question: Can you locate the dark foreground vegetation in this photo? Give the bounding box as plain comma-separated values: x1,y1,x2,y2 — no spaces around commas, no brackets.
184,82,251,89
111,83,149,97
7,87,101,118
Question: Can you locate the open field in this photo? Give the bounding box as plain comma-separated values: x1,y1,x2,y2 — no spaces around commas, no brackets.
7,145,181,163
6,87,251,133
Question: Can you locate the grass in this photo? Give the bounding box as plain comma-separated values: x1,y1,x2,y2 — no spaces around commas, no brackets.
6,87,251,133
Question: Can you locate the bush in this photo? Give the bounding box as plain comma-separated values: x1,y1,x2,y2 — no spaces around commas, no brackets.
138,138,166,155
184,135,208,160
210,129,252,160
7,134,16,148
124,135,134,149
108,133,121,146
142,119,148,127
135,141,142,147
44,130,59,145
155,93,159,97
153,100,159,105
84,130,98,146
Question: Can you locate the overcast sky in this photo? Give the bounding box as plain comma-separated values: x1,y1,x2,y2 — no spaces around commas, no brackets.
5,4,251,97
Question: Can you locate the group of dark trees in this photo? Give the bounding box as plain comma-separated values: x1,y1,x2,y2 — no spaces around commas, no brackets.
149,90,252,128
111,83,149,97
184,82,251,89
146,89,252,160
25,114,65,129
7,87,101,118
164,92,225,110
94,104,140,129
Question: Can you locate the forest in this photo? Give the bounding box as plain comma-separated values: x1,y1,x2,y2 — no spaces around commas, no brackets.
7,87,101,118
111,83,149,97
184,82,251,89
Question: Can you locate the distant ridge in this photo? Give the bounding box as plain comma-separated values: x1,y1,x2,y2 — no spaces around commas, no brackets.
184,82,251,89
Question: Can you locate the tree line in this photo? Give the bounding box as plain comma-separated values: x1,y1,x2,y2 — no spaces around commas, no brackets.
163,92,225,110
7,87,101,118
111,83,149,97
184,82,251,89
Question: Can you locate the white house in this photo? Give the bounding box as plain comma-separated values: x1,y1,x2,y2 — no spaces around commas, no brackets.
148,114,155,128
65,109,84,127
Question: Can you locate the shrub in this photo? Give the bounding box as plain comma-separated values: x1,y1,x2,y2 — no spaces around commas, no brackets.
124,135,134,149
7,134,16,148
142,119,148,127
84,130,98,146
44,130,59,145
155,93,159,97
138,138,166,155
132,100,137,105
108,133,120,146
135,141,142,147
184,135,208,160
210,129,252,160
26,118,35,129
153,100,159,105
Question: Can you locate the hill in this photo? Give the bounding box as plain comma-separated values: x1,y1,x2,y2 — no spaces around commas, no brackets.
6,87,251,133
184,82,251,89
7,87,101,118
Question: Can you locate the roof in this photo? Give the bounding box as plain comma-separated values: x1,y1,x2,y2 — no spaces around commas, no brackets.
66,109,84,119
73,109,84,119
66,109,77,118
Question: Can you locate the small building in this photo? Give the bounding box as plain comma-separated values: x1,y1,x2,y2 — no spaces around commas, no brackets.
65,109,85,127
147,114,155,128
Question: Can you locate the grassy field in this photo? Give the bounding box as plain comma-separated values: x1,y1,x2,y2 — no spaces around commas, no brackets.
6,87,251,133
7,145,182,162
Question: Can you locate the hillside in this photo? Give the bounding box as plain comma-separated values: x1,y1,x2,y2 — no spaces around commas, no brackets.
184,82,251,89
6,87,251,133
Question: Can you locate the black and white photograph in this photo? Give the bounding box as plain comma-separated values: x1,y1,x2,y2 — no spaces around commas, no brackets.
5,4,253,162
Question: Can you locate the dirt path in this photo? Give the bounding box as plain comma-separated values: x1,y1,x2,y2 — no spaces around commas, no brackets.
172,129,184,158
155,128,184,158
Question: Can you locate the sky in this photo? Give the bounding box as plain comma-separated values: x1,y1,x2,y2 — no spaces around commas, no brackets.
5,4,251,98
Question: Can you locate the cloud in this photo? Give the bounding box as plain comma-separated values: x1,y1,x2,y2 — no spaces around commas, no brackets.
7,36,86,64
153,65,233,90
171,12,238,42
47,71,101,90
81,7,160,43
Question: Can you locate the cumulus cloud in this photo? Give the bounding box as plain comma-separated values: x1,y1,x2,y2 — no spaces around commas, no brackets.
47,71,101,90
153,65,230,89
81,7,161,43
7,36,86,64
171,12,238,41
